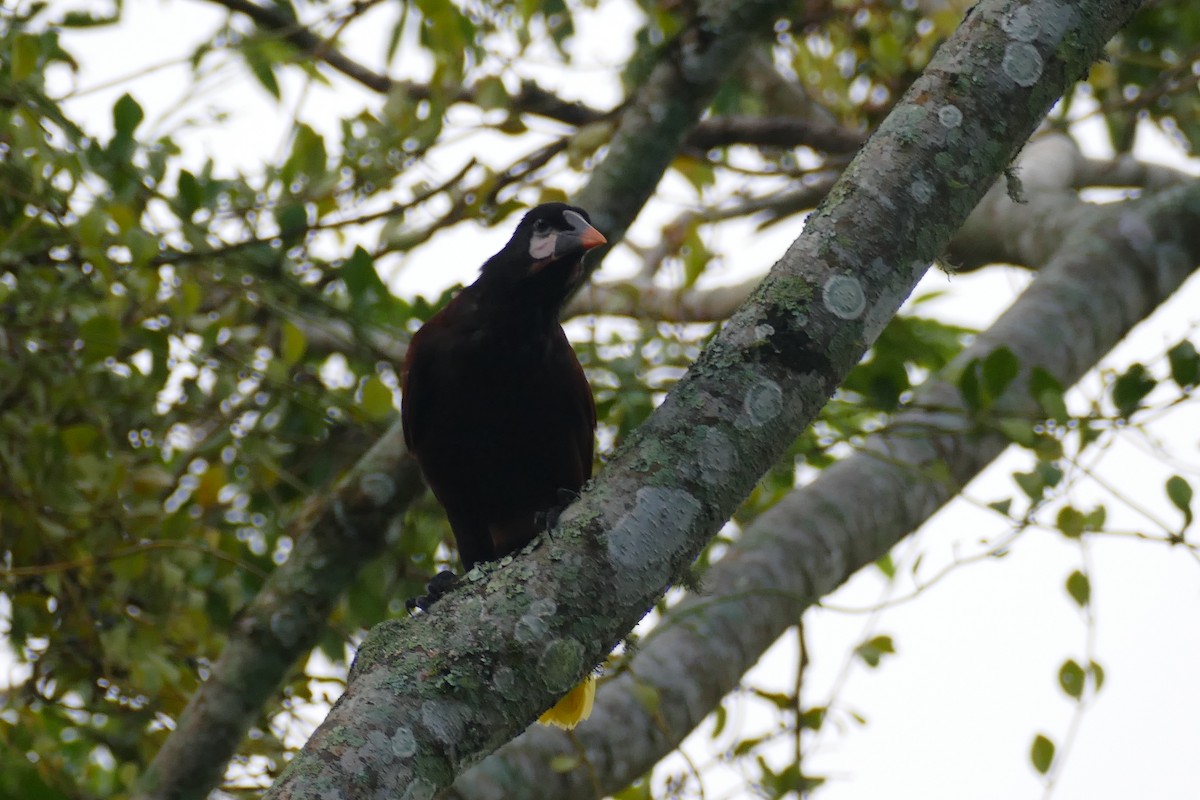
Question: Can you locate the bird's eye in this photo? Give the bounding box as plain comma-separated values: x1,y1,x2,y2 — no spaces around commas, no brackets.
532,219,551,235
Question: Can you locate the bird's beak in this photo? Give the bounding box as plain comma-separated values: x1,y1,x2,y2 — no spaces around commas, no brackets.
574,222,607,252
554,209,607,258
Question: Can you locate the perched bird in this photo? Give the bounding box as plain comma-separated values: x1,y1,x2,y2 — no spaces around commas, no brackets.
401,202,606,728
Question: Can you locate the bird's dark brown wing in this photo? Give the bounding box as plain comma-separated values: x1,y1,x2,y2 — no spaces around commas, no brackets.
401,296,505,569
401,295,597,569
553,323,596,484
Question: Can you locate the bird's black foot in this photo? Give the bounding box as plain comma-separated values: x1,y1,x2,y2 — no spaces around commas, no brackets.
535,488,582,534
405,570,459,613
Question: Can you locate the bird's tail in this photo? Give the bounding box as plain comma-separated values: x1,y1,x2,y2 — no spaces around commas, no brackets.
538,675,596,729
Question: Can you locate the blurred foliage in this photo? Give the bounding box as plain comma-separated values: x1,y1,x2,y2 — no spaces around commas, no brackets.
0,0,1197,797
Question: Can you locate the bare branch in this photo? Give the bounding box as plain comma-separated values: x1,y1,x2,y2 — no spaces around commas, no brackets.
686,115,865,154
1076,155,1196,189
566,278,763,322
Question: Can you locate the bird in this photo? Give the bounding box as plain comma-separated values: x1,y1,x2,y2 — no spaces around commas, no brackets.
401,202,605,728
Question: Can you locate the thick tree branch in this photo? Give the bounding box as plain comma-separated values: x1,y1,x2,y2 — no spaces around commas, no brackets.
446,152,1200,799
949,134,1106,269
937,133,1196,271
263,1,1144,798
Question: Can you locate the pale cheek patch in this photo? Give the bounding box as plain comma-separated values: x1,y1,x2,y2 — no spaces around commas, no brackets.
529,233,557,260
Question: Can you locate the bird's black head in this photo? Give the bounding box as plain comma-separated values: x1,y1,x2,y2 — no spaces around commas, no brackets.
478,203,606,304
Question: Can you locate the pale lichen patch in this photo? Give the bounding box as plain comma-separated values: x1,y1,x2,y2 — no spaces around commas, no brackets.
390,726,418,758
1001,5,1039,42
538,638,586,693
399,777,436,800
491,665,516,694
606,487,702,573
1002,42,1043,87
938,104,963,129
697,427,737,486
740,379,784,427
909,177,935,205
822,274,867,320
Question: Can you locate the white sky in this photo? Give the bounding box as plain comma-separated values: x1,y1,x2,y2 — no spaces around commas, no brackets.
5,1,1199,798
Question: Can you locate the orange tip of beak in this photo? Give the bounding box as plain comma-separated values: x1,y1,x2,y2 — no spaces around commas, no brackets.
580,225,606,251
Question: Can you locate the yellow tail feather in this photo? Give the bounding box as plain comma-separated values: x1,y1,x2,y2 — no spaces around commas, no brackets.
537,675,596,729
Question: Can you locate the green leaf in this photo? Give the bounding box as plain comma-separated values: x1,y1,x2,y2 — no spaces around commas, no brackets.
549,754,579,772
853,635,895,668
799,706,826,730
360,376,394,420
711,704,727,738
60,10,120,26
988,498,1013,516
341,246,388,311
282,123,328,184
1014,470,1044,502
275,204,307,239
674,156,716,192
1030,366,1068,421
176,170,202,216
1059,659,1085,699
958,358,982,410
1089,660,1106,691
473,75,509,110
875,553,896,579
1037,460,1063,489
1083,504,1106,531
1111,362,1156,417
79,315,121,363
1165,475,1194,526
12,33,40,81
1056,506,1085,538
613,781,653,800
1167,340,1199,388
1065,570,1090,606
630,682,660,715
681,226,711,289
385,7,409,65
243,46,281,100
982,346,1019,399
113,93,144,140
752,688,795,709
1031,734,1055,774
60,424,100,456
280,321,307,366
996,418,1037,448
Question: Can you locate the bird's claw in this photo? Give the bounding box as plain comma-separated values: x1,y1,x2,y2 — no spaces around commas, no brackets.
405,570,459,613
535,488,582,534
